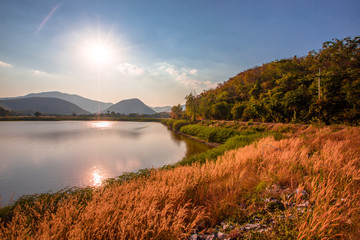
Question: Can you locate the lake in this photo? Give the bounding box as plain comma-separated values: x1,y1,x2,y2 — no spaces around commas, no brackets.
0,121,210,204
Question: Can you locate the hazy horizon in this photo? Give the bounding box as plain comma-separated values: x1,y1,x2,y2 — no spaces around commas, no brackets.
1,0,359,106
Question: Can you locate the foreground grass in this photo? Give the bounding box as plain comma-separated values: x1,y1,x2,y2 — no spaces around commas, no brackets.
1,125,360,239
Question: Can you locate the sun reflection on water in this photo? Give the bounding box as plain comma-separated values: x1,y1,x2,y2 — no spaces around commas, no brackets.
90,121,113,129
91,168,105,187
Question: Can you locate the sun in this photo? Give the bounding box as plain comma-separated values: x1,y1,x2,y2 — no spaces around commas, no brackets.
81,39,114,66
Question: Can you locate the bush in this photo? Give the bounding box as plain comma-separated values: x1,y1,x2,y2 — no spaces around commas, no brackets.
172,120,190,131
180,125,238,144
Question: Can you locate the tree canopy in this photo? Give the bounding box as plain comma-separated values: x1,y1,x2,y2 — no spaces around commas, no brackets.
182,36,360,125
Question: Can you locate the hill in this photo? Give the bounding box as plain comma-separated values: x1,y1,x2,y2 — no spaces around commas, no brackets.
104,98,156,115
0,97,90,115
183,36,360,125
23,91,113,113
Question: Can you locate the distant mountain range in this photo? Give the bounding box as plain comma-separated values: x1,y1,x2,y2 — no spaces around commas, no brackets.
0,91,113,113
104,98,157,115
0,91,172,116
152,106,172,113
0,97,90,115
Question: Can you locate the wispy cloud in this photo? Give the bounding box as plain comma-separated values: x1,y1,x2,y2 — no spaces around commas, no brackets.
156,62,208,89
117,63,144,75
115,61,219,92
33,70,48,75
0,61,13,68
203,80,218,89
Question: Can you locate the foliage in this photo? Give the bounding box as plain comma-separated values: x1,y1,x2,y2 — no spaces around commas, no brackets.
185,92,198,122
161,119,191,131
187,36,360,124
170,104,184,119
179,124,238,144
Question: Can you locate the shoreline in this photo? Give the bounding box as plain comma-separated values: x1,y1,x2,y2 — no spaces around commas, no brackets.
171,128,221,148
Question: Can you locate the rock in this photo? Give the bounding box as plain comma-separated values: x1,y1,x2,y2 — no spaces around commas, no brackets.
197,234,215,240
244,223,259,231
244,223,268,231
189,234,198,240
294,188,308,197
297,201,310,213
216,232,227,240
297,201,309,208
221,222,234,230
205,234,215,240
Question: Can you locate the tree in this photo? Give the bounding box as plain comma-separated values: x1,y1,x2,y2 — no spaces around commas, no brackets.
34,111,42,117
0,106,11,116
185,91,198,122
231,102,246,120
249,79,262,99
211,101,231,120
170,104,184,119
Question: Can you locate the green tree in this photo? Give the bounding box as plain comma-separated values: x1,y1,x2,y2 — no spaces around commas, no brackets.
170,104,184,119
185,92,198,122
231,102,246,120
211,101,231,120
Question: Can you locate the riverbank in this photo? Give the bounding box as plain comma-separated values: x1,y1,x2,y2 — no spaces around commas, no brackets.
1,122,359,239
0,116,163,122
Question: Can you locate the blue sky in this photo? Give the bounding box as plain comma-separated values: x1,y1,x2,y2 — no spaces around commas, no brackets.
0,0,359,106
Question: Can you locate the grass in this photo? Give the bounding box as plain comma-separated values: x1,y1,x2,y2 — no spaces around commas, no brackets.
1,123,359,239
179,124,238,144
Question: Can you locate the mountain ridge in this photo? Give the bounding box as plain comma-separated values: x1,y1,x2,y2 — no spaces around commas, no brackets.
1,92,167,116
0,97,90,115
0,91,113,113
104,98,157,115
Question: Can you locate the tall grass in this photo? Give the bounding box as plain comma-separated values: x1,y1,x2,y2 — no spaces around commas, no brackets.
1,126,359,239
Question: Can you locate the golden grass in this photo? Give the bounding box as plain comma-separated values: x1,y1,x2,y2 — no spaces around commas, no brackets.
1,126,359,239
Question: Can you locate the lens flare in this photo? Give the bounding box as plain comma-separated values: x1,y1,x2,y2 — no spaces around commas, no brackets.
81,39,114,67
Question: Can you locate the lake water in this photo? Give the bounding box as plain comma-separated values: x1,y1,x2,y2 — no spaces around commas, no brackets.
0,121,210,204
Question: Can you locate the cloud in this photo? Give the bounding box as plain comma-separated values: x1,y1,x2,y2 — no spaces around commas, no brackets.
189,69,197,75
203,80,218,89
117,63,144,75
33,70,48,75
0,61,13,68
157,62,203,88
115,61,218,92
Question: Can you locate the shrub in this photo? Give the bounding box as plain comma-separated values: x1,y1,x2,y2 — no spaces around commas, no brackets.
180,125,238,144
172,120,190,131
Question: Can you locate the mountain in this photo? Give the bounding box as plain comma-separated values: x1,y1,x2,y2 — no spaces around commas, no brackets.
152,106,172,113
104,98,157,115
1,91,113,113
0,97,90,115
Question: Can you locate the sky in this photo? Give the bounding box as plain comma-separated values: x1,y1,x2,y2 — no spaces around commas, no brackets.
0,0,359,107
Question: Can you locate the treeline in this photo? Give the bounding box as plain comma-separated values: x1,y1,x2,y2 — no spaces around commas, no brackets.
177,36,360,124
0,107,170,119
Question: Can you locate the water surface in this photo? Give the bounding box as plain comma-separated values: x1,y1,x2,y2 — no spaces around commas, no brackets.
0,121,210,204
